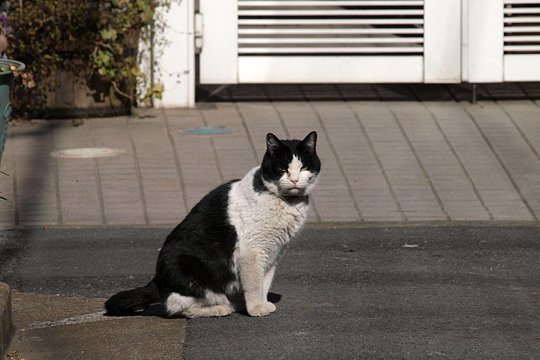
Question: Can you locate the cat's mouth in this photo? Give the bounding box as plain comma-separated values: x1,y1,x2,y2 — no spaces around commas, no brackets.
284,186,305,196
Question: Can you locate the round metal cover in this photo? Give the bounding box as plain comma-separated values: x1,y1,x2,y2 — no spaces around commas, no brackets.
50,147,126,159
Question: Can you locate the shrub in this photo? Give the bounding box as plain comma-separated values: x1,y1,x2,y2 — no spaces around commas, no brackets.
1,0,167,118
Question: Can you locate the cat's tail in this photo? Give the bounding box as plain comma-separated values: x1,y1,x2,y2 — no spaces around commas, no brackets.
104,280,161,316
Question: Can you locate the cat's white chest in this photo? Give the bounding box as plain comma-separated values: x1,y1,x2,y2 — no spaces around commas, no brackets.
267,196,308,235
227,168,310,268
229,177,308,237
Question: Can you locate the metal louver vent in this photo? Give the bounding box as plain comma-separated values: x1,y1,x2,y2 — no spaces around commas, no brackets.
504,0,540,54
238,0,424,56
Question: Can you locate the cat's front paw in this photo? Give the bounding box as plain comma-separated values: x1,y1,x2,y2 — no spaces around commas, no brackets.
247,302,276,317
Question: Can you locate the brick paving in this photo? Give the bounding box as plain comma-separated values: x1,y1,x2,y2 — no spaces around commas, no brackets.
1,95,540,227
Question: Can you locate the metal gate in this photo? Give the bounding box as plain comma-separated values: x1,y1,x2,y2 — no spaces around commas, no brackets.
503,0,540,80
199,0,461,84
465,0,540,82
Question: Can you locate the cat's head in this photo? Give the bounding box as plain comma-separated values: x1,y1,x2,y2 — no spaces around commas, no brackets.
260,131,321,197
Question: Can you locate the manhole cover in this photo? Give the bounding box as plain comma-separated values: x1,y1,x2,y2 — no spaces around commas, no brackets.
50,147,126,159
177,126,233,136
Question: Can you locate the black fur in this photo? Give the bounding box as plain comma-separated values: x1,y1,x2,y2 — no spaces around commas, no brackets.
252,168,267,193
105,180,239,316
154,180,239,297
105,281,160,316
261,131,321,185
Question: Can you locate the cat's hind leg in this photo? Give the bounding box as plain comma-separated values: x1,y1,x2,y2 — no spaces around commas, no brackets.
165,292,196,316
184,304,233,318
187,291,234,318
166,291,233,318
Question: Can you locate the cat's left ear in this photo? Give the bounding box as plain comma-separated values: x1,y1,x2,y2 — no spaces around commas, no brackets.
301,131,317,154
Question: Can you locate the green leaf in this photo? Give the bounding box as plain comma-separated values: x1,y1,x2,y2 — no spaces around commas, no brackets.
100,28,118,41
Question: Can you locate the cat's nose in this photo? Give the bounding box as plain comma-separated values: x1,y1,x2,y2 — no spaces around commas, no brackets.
291,178,299,184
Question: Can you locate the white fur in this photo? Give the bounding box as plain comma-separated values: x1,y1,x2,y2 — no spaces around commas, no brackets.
288,156,303,183
265,156,319,198
165,293,195,315
227,165,313,316
166,290,233,318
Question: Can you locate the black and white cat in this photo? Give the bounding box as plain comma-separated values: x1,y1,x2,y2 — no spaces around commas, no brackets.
105,131,321,318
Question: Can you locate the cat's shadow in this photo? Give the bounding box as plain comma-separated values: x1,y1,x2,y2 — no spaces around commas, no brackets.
267,292,282,304
108,292,283,319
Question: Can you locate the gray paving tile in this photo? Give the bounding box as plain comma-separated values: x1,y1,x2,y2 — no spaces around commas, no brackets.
498,101,540,159
350,102,445,222
311,102,393,221
51,121,102,225
388,102,490,221
165,111,223,212
91,118,146,225
0,139,15,224
11,121,60,226
464,102,540,220
129,116,186,224
442,200,492,221
425,102,534,221
237,102,286,161
201,103,258,181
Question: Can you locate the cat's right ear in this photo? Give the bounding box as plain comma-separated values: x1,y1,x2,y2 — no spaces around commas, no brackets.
266,133,281,154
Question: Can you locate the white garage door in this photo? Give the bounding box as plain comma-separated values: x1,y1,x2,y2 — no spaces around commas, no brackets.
199,0,461,84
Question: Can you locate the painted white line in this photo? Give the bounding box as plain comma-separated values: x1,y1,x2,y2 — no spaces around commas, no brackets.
402,244,419,248
26,311,126,330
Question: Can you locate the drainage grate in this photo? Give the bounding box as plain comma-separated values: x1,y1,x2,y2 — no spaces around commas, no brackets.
177,127,234,135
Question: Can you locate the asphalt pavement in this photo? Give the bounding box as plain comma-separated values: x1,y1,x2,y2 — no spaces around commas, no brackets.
1,225,539,359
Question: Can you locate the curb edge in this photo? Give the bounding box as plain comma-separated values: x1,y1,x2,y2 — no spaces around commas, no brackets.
0,282,14,356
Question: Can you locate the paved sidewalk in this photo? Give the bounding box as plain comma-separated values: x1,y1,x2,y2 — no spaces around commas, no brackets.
2,99,540,227
8,292,185,359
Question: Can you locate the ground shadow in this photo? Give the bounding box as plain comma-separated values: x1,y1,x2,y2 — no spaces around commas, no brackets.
197,82,540,103
103,292,283,319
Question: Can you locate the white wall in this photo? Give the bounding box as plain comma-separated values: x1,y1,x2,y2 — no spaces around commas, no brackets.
149,0,195,108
